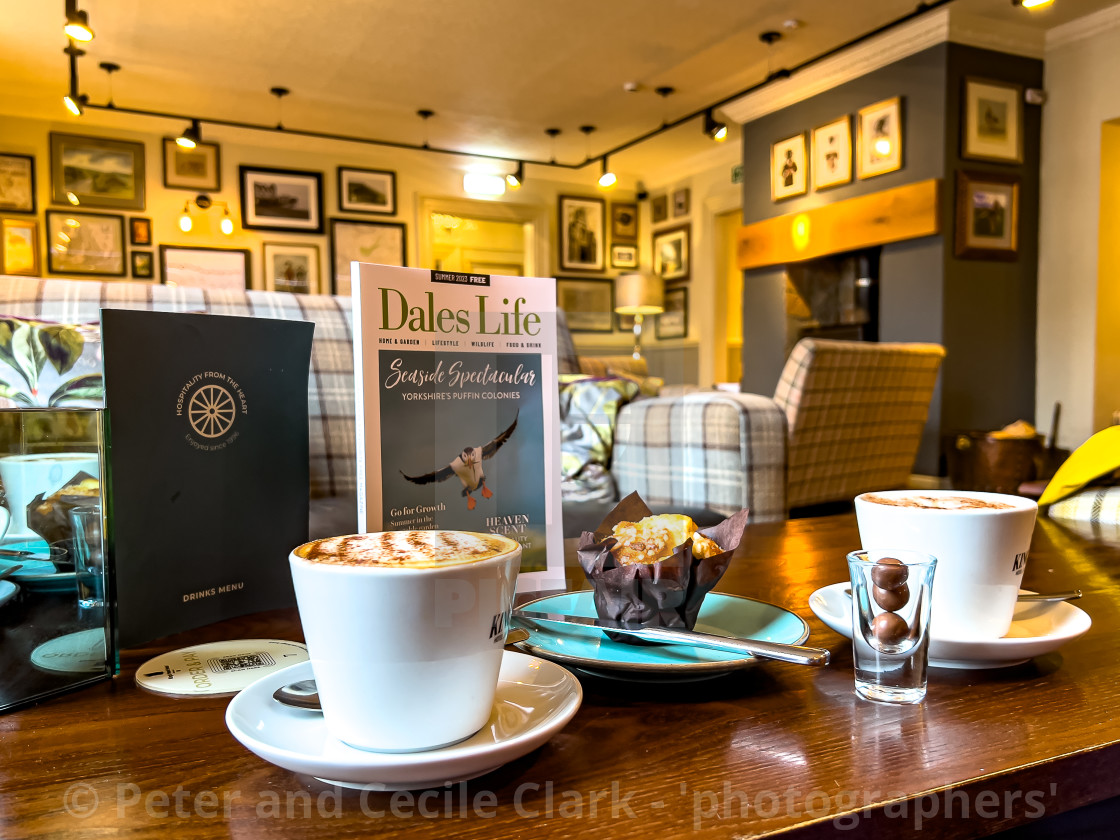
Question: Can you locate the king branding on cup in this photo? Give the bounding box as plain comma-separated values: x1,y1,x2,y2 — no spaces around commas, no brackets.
854,490,1037,640
289,530,521,753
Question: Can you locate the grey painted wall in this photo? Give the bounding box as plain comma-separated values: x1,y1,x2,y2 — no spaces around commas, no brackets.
737,43,1042,475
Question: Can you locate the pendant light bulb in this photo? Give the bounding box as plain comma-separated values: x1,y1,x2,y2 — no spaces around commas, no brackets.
63,93,83,116
179,203,193,233
220,209,234,235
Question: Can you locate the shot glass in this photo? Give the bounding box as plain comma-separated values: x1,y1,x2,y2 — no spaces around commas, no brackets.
847,549,936,704
70,505,106,609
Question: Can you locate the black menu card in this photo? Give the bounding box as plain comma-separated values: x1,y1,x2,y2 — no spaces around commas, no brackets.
101,310,314,648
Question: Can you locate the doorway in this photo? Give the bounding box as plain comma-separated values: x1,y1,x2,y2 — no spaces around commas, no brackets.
418,197,548,278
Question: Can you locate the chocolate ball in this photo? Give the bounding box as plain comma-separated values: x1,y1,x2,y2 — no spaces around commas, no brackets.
871,611,909,646
873,583,910,611
871,557,909,591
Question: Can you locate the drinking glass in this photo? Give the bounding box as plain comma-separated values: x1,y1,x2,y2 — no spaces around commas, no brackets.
70,505,106,609
847,548,936,704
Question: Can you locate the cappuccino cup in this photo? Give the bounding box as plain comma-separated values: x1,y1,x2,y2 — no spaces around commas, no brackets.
854,490,1037,640
289,530,521,752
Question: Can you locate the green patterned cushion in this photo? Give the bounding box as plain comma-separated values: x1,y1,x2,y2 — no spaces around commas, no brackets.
558,375,640,503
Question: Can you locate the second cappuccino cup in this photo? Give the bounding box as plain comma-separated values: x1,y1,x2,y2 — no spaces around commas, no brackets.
289,530,521,753
855,490,1037,640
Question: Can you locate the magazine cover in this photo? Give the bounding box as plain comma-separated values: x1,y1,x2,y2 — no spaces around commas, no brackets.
352,263,564,591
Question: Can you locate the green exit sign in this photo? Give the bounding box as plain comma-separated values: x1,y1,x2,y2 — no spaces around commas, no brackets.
731,165,743,184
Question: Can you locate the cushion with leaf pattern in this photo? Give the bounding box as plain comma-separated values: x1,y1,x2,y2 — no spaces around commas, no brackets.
0,315,104,408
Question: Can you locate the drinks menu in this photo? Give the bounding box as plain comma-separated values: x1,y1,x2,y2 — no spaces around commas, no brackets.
101,309,314,647
351,264,565,591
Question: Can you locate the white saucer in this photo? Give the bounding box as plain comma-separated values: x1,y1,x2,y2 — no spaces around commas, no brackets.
809,582,1092,669
0,579,18,608
225,651,582,790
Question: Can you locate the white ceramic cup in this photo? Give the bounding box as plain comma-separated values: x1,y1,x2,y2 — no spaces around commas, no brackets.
0,506,9,541
854,490,1038,640
0,452,100,540
289,530,521,753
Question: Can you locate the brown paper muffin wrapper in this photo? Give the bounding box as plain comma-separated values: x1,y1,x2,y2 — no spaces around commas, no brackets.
576,492,750,644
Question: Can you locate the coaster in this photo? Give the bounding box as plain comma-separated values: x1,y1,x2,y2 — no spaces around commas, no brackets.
31,628,108,674
135,639,308,698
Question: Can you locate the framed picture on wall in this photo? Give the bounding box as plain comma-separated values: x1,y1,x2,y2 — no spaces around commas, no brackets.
856,97,903,179
0,217,40,276
239,166,324,233
129,216,152,246
962,78,1023,164
263,242,322,294
558,195,605,272
162,138,221,191
672,188,691,217
131,250,154,279
652,224,690,283
45,210,126,276
556,277,614,333
812,115,852,190
330,218,407,296
771,132,808,200
338,167,396,215
650,195,669,224
50,133,146,210
160,244,250,290
610,243,638,269
0,153,36,213
611,202,638,241
656,286,688,340
954,170,1019,260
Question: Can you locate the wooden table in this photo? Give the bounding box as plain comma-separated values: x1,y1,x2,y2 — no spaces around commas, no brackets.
2,513,1118,839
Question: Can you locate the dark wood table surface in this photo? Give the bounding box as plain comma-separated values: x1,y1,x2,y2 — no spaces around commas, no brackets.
2,513,1118,839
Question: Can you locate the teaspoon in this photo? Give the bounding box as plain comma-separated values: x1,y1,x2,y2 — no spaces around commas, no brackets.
843,587,1081,603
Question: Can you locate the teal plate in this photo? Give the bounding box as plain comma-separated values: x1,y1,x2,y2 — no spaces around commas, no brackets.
0,538,75,593
512,591,810,680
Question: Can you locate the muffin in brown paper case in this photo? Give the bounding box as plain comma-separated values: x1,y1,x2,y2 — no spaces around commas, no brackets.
27,471,100,551
576,492,750,643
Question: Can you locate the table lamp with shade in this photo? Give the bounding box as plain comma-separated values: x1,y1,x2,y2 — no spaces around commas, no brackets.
614,270,665,360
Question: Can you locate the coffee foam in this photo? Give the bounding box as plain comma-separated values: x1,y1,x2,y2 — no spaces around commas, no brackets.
863,493,1014,511
295,530,518,569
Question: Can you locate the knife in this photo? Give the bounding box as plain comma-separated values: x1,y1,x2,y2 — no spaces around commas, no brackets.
513,609,830,666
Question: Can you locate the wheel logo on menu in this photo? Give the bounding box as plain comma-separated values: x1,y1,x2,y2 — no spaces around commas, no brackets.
188,384,237,438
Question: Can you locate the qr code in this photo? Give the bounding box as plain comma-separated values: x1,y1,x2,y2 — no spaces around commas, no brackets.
208,652,276,672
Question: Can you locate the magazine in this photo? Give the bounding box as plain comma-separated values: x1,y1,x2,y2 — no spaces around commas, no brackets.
352,264,565,591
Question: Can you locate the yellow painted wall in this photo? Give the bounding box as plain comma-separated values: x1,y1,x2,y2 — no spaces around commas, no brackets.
1095,120,1120,430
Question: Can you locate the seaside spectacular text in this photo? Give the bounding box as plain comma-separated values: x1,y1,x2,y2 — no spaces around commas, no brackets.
378,289,542,336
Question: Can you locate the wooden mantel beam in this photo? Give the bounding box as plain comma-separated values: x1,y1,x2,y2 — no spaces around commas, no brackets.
737,179,941,270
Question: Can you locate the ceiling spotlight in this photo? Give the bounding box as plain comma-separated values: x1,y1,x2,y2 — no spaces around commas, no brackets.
598,157,617,189
506,161,524,189
62,93,86,116
1013,0,1054,8
176,119,202,149
703,108,728,141
64,2,94,42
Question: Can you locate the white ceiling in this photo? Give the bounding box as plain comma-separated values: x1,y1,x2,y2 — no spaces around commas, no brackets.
0,0,1113,181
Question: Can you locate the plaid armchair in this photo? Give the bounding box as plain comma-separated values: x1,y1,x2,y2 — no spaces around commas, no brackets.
612,338,945,521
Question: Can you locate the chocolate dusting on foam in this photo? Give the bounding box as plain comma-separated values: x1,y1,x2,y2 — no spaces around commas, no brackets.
864,494,1014,510
576,492,750,644
296,531,514,568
